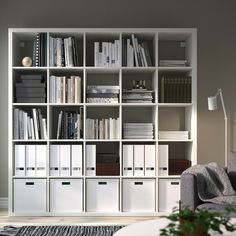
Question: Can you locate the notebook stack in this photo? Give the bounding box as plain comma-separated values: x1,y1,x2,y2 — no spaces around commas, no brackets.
86,85,119,103
159,60,189,67
158,131,189,140
15,75,46,103
123,123,154,139
122,89,153,103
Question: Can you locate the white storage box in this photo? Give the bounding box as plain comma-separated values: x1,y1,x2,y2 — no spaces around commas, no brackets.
158,179,180,212
50,179,83,213
123,179,155,212
86,179,119,212
14,179,47,213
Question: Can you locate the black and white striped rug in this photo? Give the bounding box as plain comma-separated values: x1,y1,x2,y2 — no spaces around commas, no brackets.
0,225,123,236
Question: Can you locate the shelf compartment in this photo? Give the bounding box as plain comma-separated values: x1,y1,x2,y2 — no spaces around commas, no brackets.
13,106,48,141
86,70,120,104
12,32,47,67
86,106,120,140
49,70,83,104
122,70,156,103
86,178,120,212
121,32,156,67
85,141,120,177
158,142,192,176
49,106,83,140
49,32,84,67
85,32,121,67
158,106,192,139
158,32,194,67
158,73,192,103
122,106,156,140
12,70,47,103
122,178,156,212
50,178,83,213
158,178,180,212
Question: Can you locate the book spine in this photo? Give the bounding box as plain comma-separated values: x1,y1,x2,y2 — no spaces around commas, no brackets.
35,33,40,67
94,42,99,67
32,108,39,139
131,34,139,67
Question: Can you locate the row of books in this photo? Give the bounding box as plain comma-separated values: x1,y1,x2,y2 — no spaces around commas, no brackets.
159,76,192,103
14,108,47,140
33,33,47,67
56,109,83,139
94,40,120,67
15,74,46,103
123,34,152,67
158,131,189,140
86,118,119,139
49,75,82,103
123,123,154,139
87,85,119,103
159,60,189,67
49,36,79,67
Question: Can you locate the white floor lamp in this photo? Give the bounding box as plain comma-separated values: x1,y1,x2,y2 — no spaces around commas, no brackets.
208,89,228,166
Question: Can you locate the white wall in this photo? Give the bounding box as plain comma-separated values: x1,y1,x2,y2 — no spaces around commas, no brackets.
0,0,236,197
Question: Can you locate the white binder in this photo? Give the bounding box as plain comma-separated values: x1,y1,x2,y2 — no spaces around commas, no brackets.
15,145,25,176
144,145,156,176
50,145,60,176
86,145,96,176
158,145,169,176
25,145,36,176
71,145,83,176
60,145,71,176
134,145,144,176
35,145,47,176
123,145,133,176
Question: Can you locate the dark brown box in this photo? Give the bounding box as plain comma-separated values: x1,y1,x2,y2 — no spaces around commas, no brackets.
169,159,191,175
96,163,120,176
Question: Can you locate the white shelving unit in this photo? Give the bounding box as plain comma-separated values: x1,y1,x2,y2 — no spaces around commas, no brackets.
8,28,197,216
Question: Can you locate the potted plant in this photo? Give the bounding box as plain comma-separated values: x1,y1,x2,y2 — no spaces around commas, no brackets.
160,207,236,236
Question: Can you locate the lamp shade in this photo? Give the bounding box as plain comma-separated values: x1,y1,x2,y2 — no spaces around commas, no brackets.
208,96,218,110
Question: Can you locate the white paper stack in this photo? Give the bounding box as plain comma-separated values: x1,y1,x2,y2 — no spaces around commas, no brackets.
158,131,189,140
123,123,154,139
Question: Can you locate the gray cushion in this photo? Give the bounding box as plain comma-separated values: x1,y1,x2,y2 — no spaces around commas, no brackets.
228,151,236,190
197,203,236,217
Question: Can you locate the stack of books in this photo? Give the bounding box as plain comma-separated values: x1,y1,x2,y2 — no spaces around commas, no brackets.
33,33,47,67
14,108,47,140
49,75,82,103
86,85,119,103
159,76,192,103
86,118,119,139
123,123,154,139
159,60,189,67
122,89,153,103
94,40,120,67
123,34,152,67
49,36,79,67
158,131,189,140
15,75,46,103
56,109,83,139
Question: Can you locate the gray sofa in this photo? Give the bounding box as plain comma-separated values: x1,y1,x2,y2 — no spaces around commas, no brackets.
180,151,236,217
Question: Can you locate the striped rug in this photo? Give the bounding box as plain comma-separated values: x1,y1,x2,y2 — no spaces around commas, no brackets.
0,225,123,236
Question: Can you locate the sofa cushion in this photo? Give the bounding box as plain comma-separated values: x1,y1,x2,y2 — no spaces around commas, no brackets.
197,203,236,217
228,151,236,190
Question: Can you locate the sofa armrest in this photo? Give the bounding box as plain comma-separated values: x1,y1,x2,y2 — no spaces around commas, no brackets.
180,173,202,210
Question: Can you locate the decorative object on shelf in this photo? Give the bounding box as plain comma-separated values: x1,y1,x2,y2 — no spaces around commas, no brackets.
160,207,236,236
208,88,228,166
21,56,32,67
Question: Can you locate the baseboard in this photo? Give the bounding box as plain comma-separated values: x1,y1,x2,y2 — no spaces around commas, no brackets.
0,198,8,209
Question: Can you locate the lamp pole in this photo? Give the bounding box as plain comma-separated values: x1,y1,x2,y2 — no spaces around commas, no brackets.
215,89,228,166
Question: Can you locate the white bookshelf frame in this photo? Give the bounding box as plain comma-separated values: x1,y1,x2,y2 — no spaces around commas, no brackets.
8,28,197,216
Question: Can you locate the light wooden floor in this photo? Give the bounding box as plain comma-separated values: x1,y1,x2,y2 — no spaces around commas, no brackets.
0,209,157,228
